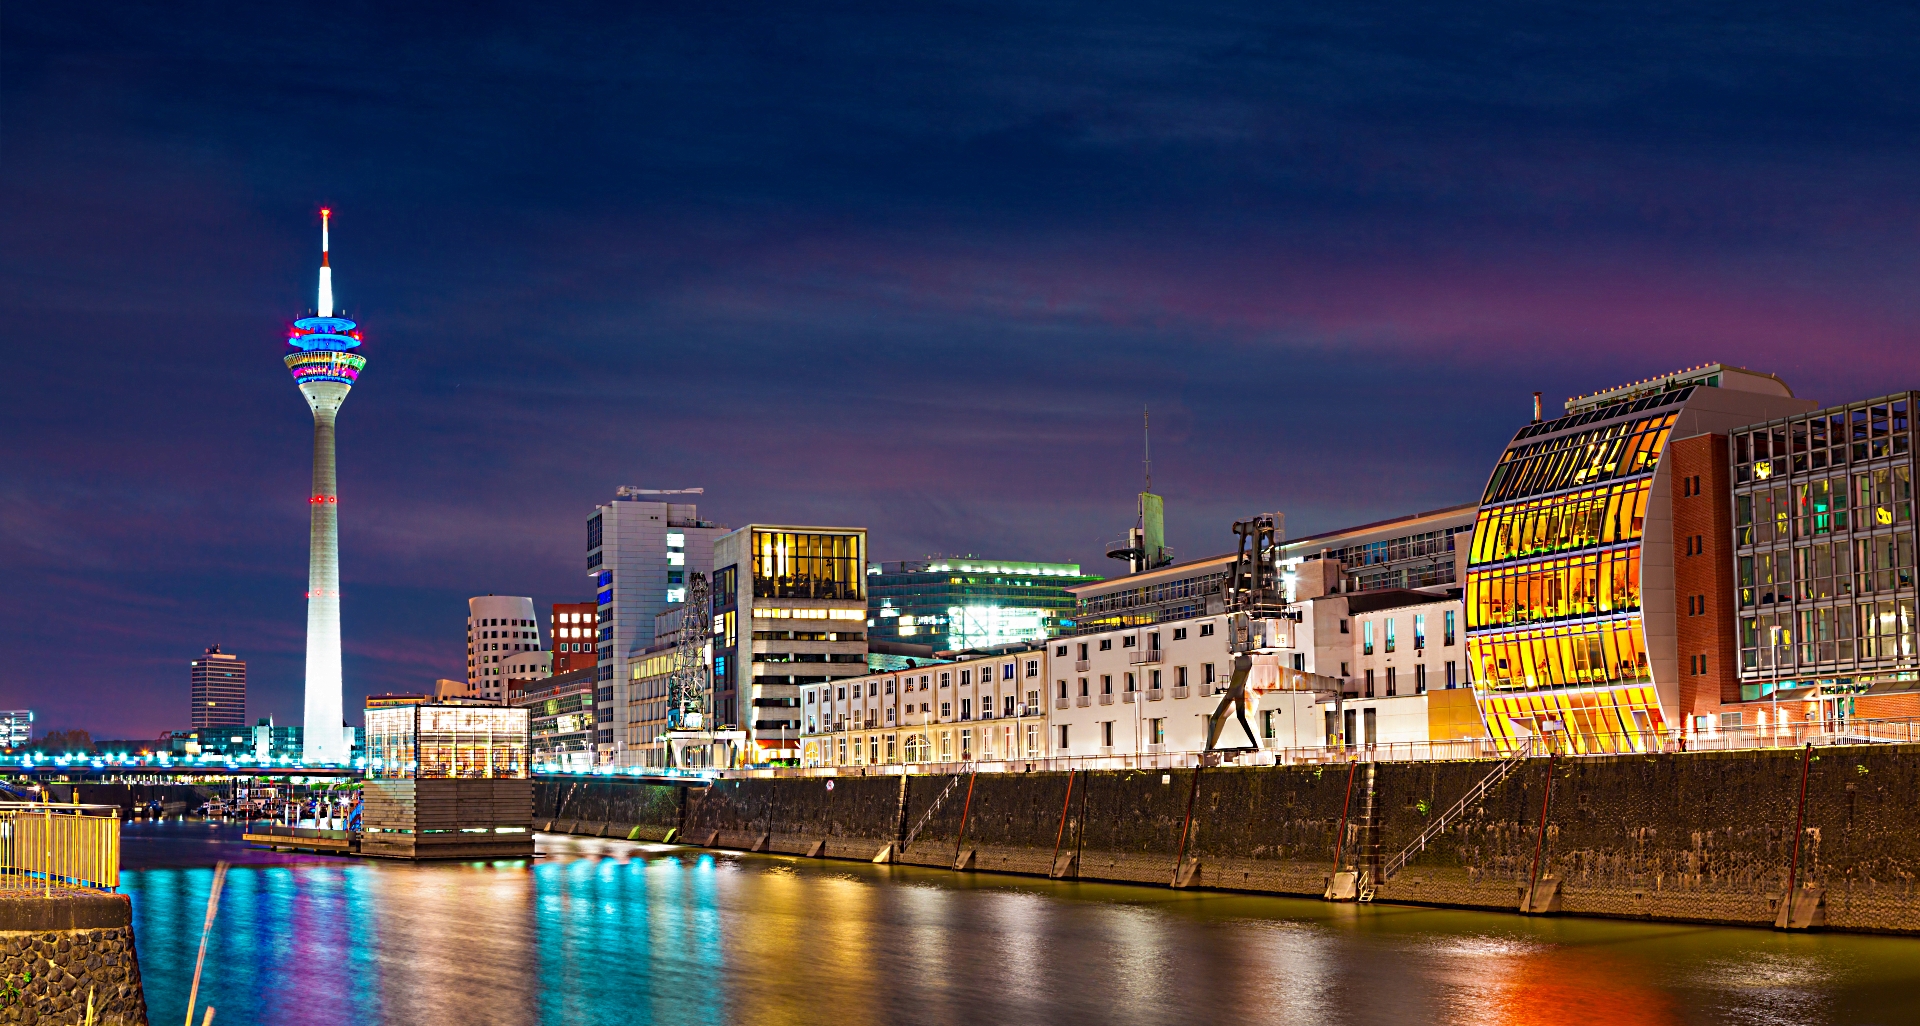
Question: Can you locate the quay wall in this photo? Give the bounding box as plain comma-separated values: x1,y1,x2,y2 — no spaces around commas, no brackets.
0,893,147,1025
532,743,1920,933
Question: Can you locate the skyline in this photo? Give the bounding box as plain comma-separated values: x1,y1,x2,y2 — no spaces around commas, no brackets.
6,2,1920,738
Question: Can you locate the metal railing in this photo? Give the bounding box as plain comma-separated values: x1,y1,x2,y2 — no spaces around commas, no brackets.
762,715,1920,778
0,803,120,894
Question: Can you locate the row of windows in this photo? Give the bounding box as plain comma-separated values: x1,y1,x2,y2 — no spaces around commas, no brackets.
1357,661,1460,696
1467,549,1641,630
1734,400,1912,483
1063,665,1211,697
1470,479,1650,567
1469,620,1651,691
1741,600,1919,669
1509,385,1692,443
1325,526,1467,570
1359,612,1457,654
1735,471,1912,545
807,724,1045,766
750,531,865,600
1740,537,1916,605
1482,412,1676,506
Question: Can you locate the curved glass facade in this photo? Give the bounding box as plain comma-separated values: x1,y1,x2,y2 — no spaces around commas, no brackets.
1467,396,1685,752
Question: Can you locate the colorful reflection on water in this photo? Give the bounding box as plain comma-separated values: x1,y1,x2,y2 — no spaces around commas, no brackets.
120,820,1920,1025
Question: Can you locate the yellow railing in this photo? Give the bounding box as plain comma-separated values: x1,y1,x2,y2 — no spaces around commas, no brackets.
0,804,120,893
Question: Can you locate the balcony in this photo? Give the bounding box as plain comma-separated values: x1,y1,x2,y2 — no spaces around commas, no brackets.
1147,689,1164,702
1172,686,1190,699
1055,698,1070,710
1074,660,1091,672
1075,695,1092,708
1098,693,1114,706
1122,691,1136,704
1127,649,1163,666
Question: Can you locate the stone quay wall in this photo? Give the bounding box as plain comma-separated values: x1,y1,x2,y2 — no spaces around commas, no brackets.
532,743,1920,933
0,893,147,1025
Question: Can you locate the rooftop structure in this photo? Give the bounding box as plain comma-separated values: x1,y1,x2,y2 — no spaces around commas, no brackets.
866,558,1103,654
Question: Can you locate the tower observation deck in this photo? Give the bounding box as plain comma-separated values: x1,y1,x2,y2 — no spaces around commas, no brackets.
286,209,364,764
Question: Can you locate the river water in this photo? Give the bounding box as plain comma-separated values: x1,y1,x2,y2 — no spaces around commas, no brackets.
120,820,1918,1025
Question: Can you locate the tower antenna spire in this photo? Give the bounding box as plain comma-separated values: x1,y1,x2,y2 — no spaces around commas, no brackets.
1143,405,1151,494
317,208,334,317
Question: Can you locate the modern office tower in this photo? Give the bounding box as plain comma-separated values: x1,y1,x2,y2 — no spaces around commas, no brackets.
1464,364,1813,753
468,595,541,704
1727,392,1920,728
549,601,599,675
588,488,725,765
189,645,248,729
866,559,1103,654
285,209,366,764
713,524,869,764
0,711,31,749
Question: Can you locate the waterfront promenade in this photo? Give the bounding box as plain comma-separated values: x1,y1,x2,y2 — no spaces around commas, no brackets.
120,819,1920,1025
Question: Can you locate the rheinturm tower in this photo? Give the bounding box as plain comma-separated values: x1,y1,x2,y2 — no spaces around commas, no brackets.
284,209,364,764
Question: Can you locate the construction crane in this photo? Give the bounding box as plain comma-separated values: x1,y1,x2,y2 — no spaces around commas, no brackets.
1203,513,1349,753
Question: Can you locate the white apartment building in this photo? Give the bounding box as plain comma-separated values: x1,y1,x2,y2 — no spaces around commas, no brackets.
800,648,1051,767
466,595,541,704
589,488,726,765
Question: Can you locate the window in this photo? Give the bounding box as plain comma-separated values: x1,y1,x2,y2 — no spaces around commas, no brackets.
960,699,971,719
1147,632,1160,651
1261,710,1276,739
1203,663,1215,685
1079,678,1089,697
1341,661,1349,676
886,708,895,724
1293,653,1306,671
1058,680,1068,699
1445,610,1456,646
1102,675,1113,695
1200,623,1215,637
1177,666,1188,687
749,530,864,600
885,679,895,694
941,673,951,688
1026,660,1039,677
837,686,846,700
1004,663,1016,680
1173,627,1187,640
1364,669,1375,697
960,670,971,686
1102,721,1114,748
1004,695,1016,716
1340,619,1349,634
1027,690,1039,708
868,681,878,696
1122,635,1136,648
1414,614,1426,650
1151,669,1162,689
1099,639,1112,651
1415,663,1426,694
806,691,816,705
1386,666,1397,696
941,702,951,717
1363,621,1375,655
1056,644,1068,656
1079,643,1089,659
1057,725,1069,749
1445,660,1458,688
1385,619,1396,654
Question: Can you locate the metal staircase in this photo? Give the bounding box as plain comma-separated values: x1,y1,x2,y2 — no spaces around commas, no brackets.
1376,747,1532,886
901,771,967,851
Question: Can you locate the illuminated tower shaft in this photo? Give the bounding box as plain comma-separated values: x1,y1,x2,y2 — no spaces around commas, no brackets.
285,209,364,764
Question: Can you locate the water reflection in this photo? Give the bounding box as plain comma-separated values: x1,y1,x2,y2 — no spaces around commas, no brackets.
119,821,1920,1026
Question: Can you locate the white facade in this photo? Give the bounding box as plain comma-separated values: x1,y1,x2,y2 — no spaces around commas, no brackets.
590,490,725,765
467,596,541,704
1047,617,1250,756
800,648,1051,766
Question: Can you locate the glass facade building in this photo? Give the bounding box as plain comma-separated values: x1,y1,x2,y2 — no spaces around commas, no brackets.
1465,364,1811,752
1732,392,1918,702
867,559,1103,653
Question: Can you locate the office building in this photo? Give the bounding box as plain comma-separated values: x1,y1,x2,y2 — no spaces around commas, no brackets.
866,558,1103,654
251,717,303,763
514,667,598,771
549,601,598,675
284,209,364,765
588,487,726,764
1727,392,1920,726
467,596,542,704
713,524,869,764
0,711,31,749
189,646,247,729
801,648,1052,767
1464,364,1814,752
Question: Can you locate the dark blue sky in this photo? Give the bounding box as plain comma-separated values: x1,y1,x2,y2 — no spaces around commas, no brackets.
4,2,1918,739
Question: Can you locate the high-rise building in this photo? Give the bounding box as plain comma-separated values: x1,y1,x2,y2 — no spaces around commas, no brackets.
467,596,542,704
588,488,725,765
713,524,869,764
866,559,1103,654
284,209,365,765
189,645,247,728
0,711,31,749
549,601,598,675
1464,364,1813,752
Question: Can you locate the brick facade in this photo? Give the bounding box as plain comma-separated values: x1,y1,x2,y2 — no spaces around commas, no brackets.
1670,433,1740,718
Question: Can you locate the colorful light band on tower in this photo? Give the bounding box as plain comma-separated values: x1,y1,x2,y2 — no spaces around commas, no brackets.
285,349,367,385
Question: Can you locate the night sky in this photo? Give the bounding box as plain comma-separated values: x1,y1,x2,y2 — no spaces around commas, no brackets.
5,3,1918,740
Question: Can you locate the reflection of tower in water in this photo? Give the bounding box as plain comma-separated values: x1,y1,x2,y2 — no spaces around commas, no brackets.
284,209,364,764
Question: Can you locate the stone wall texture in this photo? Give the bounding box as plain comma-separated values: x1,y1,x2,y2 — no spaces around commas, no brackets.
0,894,146,1025
533,743,1920,932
